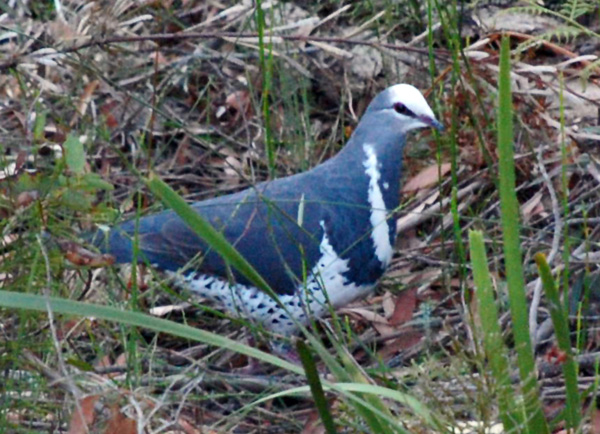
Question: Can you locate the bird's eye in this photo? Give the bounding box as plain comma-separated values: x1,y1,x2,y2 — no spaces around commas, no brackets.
393,102,409,115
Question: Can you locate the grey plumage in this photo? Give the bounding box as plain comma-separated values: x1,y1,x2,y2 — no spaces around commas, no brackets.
97,84,442,335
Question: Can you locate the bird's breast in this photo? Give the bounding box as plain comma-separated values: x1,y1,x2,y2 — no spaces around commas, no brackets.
361,143,395,268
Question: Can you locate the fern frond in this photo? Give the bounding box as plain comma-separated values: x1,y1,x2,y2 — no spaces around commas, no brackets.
559,0,598,20
540,25,587,43
509,6,550,17
581,58,600,83
514,26,586,54
513,1,600,39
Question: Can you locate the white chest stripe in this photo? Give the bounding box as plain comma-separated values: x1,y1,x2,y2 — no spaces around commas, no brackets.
362,144,393,267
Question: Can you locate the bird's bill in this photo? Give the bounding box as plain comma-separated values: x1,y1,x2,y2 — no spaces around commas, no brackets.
419,115,444,131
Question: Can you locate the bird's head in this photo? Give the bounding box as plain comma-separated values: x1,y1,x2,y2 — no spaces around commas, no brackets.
365,84,443,134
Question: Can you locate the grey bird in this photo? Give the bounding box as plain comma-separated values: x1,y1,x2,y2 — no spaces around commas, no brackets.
98,84,442,335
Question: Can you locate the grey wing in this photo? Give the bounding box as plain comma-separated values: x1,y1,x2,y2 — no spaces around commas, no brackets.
106,181,327,295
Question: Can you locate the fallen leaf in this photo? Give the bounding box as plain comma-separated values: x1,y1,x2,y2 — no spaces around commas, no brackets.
67,395,100,434
16,190,39,208
73,80,100,121
521,191,543,223
220,90,252,124
592,407,600,434
114,353,127,368
344,125,353,139
99,100,121,129
301,409,327,434
59,240,115,267
56,319,84,340
382,292,395,318
337,307,388,325
149,302,191,316
95,355,112,371
378,328,423,358
338,307,396,337
104,404,136,434
402,162,451,194
177,417,205,434
388,287,418,326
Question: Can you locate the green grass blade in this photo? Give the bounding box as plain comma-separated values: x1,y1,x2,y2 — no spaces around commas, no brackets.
249,383,443,433
0,290,302,374
145,174,279,301
296,340,338,434
497,35,549,433
0,289,440,432
254,0,275,177
301,330,403,433
332,339,401,434
469,230,525,432
534,253,581,428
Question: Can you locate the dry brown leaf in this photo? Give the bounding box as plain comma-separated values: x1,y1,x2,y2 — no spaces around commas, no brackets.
177,417,205,434
401,162,451,194
401,269,441,287
338,307,396,336
114,353,127,368
99,100,121,129
60,240,115,267
75,80,100,118
104,404,136,434
67,395,100,434
592,407,600,434
16,190,39,208
56,318,84,340
301,409,327,434
2,233,19,247
371,320,397,337
520,191,543,224
382,292,396,318
223,90,252,123
95,355,112,371
173,136,192,166
378,329,423,358
389,287,418,326
337,307,388,325
15,150,27,172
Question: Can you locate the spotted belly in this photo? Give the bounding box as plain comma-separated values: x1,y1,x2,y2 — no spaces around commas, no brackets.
168,220,375,335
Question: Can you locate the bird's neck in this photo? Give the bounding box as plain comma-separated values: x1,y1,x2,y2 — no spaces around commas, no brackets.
333,123,406,212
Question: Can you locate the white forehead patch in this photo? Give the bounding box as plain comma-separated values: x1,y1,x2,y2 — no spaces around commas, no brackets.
386,84,435,119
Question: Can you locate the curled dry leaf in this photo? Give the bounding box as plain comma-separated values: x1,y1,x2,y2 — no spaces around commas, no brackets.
381,291,396,318
149,302,191,316
77,81,100,116
520,191,544,224
221,90,252,123
59,240,115,267
338,307,396,336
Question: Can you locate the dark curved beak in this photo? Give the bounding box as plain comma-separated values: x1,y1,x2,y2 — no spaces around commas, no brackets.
419,115,444,131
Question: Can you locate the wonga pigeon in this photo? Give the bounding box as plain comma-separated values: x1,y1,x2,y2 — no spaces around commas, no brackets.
97,84,443,335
